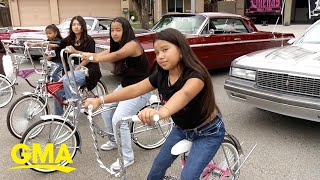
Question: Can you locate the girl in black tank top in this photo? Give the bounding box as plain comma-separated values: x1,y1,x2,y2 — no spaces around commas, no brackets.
79,17,152,168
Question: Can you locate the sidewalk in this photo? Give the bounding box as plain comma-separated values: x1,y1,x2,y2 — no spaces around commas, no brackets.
255,24,311,38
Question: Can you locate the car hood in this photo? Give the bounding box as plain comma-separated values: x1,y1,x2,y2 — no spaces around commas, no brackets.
234,44,320,75
10,29,109,40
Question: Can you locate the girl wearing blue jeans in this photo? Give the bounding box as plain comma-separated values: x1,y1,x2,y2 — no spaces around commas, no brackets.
54,16,101,115
80,17,151,170
84,28,225,179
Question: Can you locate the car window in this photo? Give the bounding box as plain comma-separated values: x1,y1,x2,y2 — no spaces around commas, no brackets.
299,22,320,44
202,18,248,35
152,15,206,34
97,19,113,30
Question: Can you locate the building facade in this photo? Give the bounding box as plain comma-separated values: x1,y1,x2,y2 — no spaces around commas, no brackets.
8,0,204,27
8,0,310,27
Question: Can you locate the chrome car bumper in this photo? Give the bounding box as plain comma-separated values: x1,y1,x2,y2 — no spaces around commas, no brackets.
224,77,320,122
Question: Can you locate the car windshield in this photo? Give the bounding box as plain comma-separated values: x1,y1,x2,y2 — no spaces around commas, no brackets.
58,19,95,30
152,15,206,34
299,22,320,44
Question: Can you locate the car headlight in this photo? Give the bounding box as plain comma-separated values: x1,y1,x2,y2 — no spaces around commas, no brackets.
231,67,256,81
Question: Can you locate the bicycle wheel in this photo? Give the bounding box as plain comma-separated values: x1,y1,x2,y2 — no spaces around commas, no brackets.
201,140,240,180
130,103,174,150
7,95,49,139
80,80,107,99
0,76,13,107
20,119,80,173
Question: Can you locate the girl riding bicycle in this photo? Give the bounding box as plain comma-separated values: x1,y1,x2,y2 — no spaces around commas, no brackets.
84,28,226,180
54,16,102,115
78,17,151,170
28,24,63,82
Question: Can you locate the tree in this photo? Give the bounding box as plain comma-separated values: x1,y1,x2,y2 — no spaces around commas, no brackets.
132,0,149,29
0,0,9,7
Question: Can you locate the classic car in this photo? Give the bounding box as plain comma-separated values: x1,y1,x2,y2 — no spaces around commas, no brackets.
224,20,320,122
0,27,40,53
10,17,114,55
95,12,295,74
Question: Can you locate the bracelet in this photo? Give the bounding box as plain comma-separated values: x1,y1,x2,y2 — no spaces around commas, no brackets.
99,96,105,105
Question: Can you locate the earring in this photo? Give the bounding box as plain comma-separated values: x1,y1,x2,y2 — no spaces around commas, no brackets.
180,55,182,59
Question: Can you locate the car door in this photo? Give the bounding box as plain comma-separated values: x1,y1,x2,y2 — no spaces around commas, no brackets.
199,18,250,69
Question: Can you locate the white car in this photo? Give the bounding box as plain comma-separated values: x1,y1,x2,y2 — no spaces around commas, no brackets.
224,20,320,122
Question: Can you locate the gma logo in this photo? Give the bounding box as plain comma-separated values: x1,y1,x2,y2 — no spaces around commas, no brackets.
9,143,75,173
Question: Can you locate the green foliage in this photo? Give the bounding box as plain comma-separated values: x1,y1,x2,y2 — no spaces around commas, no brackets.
129,10,139,22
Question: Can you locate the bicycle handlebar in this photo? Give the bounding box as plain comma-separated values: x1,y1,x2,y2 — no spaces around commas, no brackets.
87,104,160,123
131,114,160,122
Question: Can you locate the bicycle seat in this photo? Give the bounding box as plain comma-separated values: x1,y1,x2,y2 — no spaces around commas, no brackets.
171,139,192,155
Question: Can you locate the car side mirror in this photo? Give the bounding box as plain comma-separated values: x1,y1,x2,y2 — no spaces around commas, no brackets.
287,38,296,45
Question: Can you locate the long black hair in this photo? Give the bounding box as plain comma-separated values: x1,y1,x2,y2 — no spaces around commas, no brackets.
65,16,90,48
153,28,218,119
45,24,62,39
109,17,136,53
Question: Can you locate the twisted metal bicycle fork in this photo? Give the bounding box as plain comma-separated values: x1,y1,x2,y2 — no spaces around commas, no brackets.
86,105,126,179
87,105,168,179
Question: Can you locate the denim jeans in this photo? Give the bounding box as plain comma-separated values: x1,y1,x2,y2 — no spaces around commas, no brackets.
102,85,151,162
51,62,63,82
54,69,86,115
147,114,225,180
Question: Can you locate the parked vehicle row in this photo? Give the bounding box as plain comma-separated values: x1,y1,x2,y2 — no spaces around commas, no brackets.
95,12,295,74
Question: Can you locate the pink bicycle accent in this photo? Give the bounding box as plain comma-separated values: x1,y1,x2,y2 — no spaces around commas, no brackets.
17,68,43,79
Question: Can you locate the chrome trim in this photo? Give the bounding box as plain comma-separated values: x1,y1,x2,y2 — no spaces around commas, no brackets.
224,78,320,122
95,38,291,53
202,38,292,47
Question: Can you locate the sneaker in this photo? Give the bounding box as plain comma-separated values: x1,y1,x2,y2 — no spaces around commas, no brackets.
110,158,134,171
100,141,117,151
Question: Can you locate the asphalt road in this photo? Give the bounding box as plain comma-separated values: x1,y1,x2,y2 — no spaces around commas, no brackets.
1,24,319,179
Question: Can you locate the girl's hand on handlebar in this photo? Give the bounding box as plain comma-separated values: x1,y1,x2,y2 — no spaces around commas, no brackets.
138,108,159,125
84,98,101,112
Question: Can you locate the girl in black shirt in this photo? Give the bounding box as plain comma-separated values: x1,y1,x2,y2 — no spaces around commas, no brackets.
54,16,101,115
84,28,225,179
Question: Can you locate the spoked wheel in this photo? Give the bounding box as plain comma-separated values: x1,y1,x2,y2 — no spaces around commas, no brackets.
80,80,107,99
130,103,174,150
7,95,49,139
20,119,80,173
0,76,14,107
201,140,240,180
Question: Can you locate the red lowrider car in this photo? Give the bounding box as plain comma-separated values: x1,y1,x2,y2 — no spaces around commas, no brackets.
95,12,295,74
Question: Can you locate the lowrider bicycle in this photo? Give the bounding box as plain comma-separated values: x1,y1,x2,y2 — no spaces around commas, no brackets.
224,20,320,122
95,12,295,74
